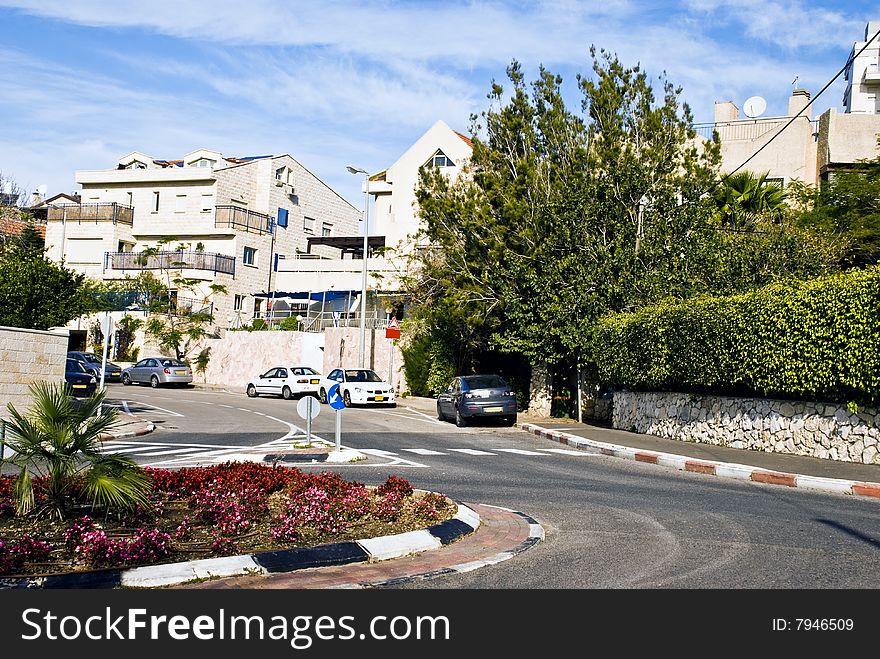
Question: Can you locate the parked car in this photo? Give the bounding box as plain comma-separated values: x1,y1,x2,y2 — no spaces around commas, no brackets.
436,374,517,427
318,368,396,407
246,366,322,400
65,358,97,397
67,351,123,382
121,357,193,387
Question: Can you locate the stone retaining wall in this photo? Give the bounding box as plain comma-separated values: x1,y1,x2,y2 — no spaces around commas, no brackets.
0,326,68,418
612,390,880,465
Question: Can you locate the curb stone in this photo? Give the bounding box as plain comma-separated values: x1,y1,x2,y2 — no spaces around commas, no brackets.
100,422,156,441
520,422,880,500
367,508,544,588
0,501,483,590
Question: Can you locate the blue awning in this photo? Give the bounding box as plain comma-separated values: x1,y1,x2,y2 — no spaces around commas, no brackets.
253,290,359,302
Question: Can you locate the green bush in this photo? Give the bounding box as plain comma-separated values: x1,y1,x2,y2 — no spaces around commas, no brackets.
593,265,880,406
401,333,431,397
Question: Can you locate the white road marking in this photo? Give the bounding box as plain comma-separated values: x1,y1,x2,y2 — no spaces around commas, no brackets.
135,447,206,457
539,448,601,456
218,404,234,408
402,448,446,455
495,448,549,456
127,401,184,417
449,449,496,455
360,449,399,456
101,446,162,454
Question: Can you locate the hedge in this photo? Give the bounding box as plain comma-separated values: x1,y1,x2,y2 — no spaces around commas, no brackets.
593,265,880,406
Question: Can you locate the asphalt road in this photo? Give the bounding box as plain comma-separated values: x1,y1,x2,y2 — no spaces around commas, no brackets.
103,383,880,589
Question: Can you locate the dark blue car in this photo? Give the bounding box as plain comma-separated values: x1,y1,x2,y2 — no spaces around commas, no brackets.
65,358,97,397
67,351,123,382
436,374,518,427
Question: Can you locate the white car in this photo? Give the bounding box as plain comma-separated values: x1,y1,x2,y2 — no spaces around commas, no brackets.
246,365,322,400
318,368,396,407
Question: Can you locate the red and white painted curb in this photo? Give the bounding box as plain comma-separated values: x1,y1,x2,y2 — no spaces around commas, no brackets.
520,423,880,500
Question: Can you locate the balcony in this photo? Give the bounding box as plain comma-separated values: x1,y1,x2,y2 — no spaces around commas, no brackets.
105,250,236,276
47,203,134,225
214,205,273,235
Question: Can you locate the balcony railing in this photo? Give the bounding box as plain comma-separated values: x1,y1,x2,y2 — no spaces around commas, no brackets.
252,310,390,332
214,205,273,235
693,118,818,142
47,203,134,225
105,250,236,276
169,296,214,319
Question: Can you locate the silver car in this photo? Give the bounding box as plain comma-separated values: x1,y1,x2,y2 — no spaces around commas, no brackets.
121,357,193,388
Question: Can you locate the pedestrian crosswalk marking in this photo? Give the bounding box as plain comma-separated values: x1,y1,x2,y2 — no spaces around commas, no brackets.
98,442,597,466
135,447,205,457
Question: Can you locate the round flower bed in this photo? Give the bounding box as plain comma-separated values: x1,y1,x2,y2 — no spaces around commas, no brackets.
0,462,453,576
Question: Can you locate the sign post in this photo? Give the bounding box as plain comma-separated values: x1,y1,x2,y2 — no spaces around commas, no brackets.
98,312,112,414
296,395,321,446
327,383,346,451
385,317,400,394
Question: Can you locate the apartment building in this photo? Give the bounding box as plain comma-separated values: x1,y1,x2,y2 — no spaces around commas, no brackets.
271,120,473,329
44,149,360,330
698,20,880,187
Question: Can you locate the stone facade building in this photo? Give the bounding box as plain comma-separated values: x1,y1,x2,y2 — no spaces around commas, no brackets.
44,149,360,331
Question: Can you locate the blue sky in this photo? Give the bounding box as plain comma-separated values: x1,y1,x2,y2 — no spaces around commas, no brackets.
0,1,876,208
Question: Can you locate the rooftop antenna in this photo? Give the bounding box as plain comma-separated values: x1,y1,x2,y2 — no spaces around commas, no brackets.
36,183,48,195
742,95,767,118
791,74,799,88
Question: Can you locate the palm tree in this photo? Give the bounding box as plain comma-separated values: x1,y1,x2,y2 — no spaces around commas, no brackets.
714,170,787,228
2,381,152,520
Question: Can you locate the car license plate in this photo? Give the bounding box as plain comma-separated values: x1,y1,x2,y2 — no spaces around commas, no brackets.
485,406,503,412
72,384,86,389
310,379,319,384
175,370,187,375
111,372,120,376
375,396,385,401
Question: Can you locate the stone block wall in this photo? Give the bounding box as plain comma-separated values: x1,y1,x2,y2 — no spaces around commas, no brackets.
612,390,880,465
0,326,68,418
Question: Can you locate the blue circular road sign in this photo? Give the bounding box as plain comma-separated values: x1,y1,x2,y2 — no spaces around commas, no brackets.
327,383,346,410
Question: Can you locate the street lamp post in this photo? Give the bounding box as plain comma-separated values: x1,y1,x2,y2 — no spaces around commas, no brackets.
347,165,370,368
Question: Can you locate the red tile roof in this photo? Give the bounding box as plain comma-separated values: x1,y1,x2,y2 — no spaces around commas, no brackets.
454,131,474,148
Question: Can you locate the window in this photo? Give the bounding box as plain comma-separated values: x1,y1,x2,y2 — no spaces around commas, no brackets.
233,294,245,311
192,158,215,168
277,207,288,228
175,194,187,213
322,222,332,237
243,246,257,266
303,216,315,234
125,161,147,170
273,254,284,271
276,368,288,378
201,194,214,212
151,191,160,212
424,149,454,168
275,166,293,184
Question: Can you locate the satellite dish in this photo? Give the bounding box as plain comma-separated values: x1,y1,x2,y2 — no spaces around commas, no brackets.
743,96,767,118
36,183,48,195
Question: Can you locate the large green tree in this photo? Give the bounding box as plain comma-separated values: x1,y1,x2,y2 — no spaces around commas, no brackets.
0,238,94,330
409,49,838,405
788,146,880,268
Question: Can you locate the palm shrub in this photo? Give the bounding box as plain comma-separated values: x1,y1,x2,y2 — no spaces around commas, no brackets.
2,382,152,520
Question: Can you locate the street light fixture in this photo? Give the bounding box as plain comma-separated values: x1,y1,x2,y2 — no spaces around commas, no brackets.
347,165,370,368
